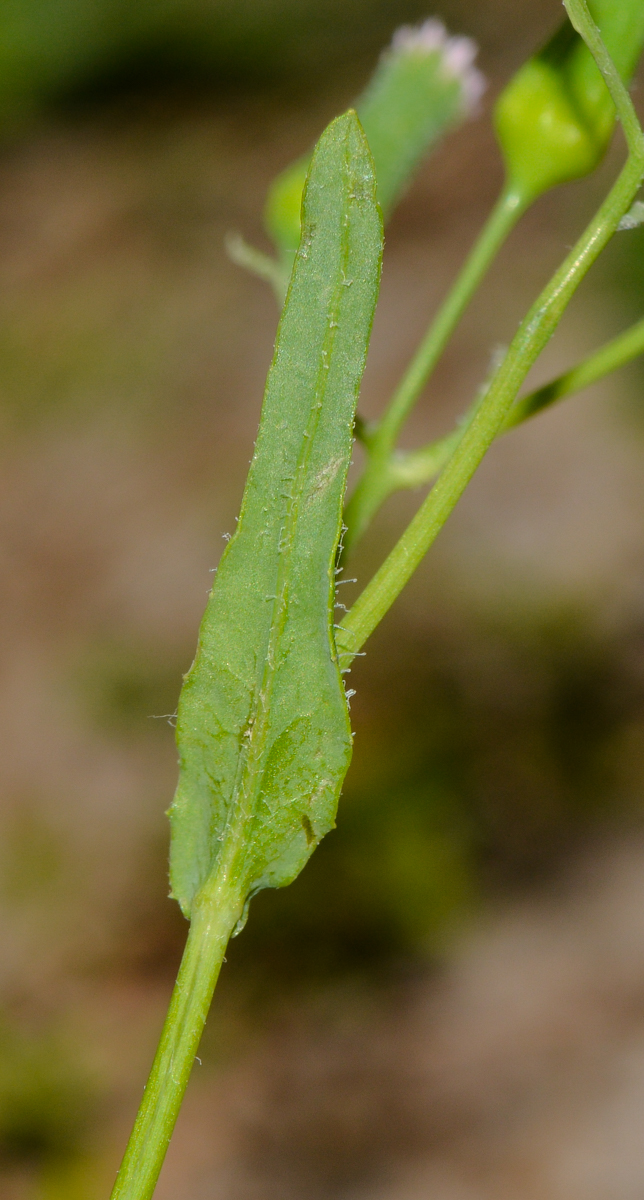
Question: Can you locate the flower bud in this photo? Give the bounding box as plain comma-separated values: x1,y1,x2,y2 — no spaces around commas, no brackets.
265,18,485,268
494,0,644,205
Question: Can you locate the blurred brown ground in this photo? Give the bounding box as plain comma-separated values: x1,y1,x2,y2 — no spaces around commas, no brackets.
3,0,644,1196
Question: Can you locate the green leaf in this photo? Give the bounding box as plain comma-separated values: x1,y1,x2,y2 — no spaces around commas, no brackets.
169,110,383,920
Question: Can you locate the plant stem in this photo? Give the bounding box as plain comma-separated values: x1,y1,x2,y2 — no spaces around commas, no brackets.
336,0,644,666
505,313,644,427
110,883,244,1200
383,313,644,491
225,232,286,303
343,185,527,550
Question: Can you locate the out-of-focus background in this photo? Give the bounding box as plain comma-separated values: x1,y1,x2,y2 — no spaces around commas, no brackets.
3,2,644,1197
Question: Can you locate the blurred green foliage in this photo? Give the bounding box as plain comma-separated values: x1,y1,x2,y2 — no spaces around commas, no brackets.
72,641,185,737
0,812,64,904
0,0,437,128
0,1019,93,1164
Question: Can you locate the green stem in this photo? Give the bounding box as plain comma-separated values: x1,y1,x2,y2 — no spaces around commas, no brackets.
505,313,644,427
110,882,244,1200
225,232,286,303
336,0,644,666
386,313,644,491
343,185,527,551
375,187,527,447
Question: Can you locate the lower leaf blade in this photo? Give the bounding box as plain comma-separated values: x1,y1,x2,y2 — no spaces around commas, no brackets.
169,110,383,918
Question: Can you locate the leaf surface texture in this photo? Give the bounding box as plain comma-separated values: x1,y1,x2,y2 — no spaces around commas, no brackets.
169,111,383,918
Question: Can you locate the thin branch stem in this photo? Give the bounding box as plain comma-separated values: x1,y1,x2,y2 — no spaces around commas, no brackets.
505,313,644,426
225,232,286,303
374,187,526,450
336,0,644,665
343,186,527,550
382,312,644,492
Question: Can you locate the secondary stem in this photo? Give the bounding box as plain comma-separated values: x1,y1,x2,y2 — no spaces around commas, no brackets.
377,187,527,447
506,313,644,427
110,884,244,1200
385,313,644,490
343,185,527,550
225,233,286,304
336,0,644,665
